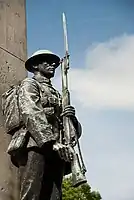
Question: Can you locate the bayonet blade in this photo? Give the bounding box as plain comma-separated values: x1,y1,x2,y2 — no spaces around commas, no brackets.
62,12,69,55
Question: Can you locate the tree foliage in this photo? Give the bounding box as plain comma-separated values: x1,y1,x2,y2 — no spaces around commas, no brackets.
62,177,102,200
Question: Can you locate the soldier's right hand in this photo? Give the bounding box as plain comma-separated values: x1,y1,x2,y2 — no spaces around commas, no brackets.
53,142,74,162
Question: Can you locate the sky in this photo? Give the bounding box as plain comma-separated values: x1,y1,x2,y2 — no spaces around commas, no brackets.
26,1,134,200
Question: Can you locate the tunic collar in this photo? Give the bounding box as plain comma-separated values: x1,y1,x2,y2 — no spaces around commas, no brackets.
33,74,52,85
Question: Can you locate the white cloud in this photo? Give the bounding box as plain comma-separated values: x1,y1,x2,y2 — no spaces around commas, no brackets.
67,34,134,110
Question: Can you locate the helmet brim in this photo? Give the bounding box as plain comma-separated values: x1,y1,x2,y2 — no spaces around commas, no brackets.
25,53,61,72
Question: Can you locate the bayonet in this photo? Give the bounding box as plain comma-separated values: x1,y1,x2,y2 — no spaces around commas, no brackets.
62,12,69,71
62,12,69,56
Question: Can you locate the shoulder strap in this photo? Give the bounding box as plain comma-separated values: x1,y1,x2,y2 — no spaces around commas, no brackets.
31,77,42,99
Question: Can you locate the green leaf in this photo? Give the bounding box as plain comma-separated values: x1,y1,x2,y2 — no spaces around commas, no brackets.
62,177,102,200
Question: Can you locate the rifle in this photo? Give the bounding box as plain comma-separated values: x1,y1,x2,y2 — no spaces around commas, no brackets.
60,12,87,187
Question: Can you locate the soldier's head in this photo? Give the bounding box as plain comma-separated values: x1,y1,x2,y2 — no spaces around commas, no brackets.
25,50,60,78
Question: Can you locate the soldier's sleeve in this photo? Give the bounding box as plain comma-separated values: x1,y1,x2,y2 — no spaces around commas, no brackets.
18,78,55,148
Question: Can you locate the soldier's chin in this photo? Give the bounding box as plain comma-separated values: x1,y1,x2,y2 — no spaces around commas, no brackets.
48,72,55,78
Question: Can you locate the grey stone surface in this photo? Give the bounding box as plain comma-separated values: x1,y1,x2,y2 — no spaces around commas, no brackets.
0,1,27,200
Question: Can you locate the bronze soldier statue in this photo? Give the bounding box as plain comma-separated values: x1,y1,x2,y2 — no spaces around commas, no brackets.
4,50,82,200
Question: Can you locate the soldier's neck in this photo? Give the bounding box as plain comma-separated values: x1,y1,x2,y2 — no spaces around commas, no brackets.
33,72,52,85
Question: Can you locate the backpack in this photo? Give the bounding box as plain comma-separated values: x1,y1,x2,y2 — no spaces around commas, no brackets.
2,83,23,135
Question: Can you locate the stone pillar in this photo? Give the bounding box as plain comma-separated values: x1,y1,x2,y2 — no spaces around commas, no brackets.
0,1,27,200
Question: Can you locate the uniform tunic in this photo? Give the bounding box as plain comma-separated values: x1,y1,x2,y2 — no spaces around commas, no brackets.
8,74,65,200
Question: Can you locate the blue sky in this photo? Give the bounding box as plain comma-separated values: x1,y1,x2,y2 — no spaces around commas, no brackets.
26,1,134,200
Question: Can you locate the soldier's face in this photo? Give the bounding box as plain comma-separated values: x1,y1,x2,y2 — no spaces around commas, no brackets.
37,61,56,78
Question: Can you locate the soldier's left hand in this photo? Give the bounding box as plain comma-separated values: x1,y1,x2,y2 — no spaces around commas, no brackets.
61,105,75,118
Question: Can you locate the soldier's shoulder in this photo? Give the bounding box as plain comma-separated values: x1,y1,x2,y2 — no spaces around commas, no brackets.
20,77,39,88
21,77,37,85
